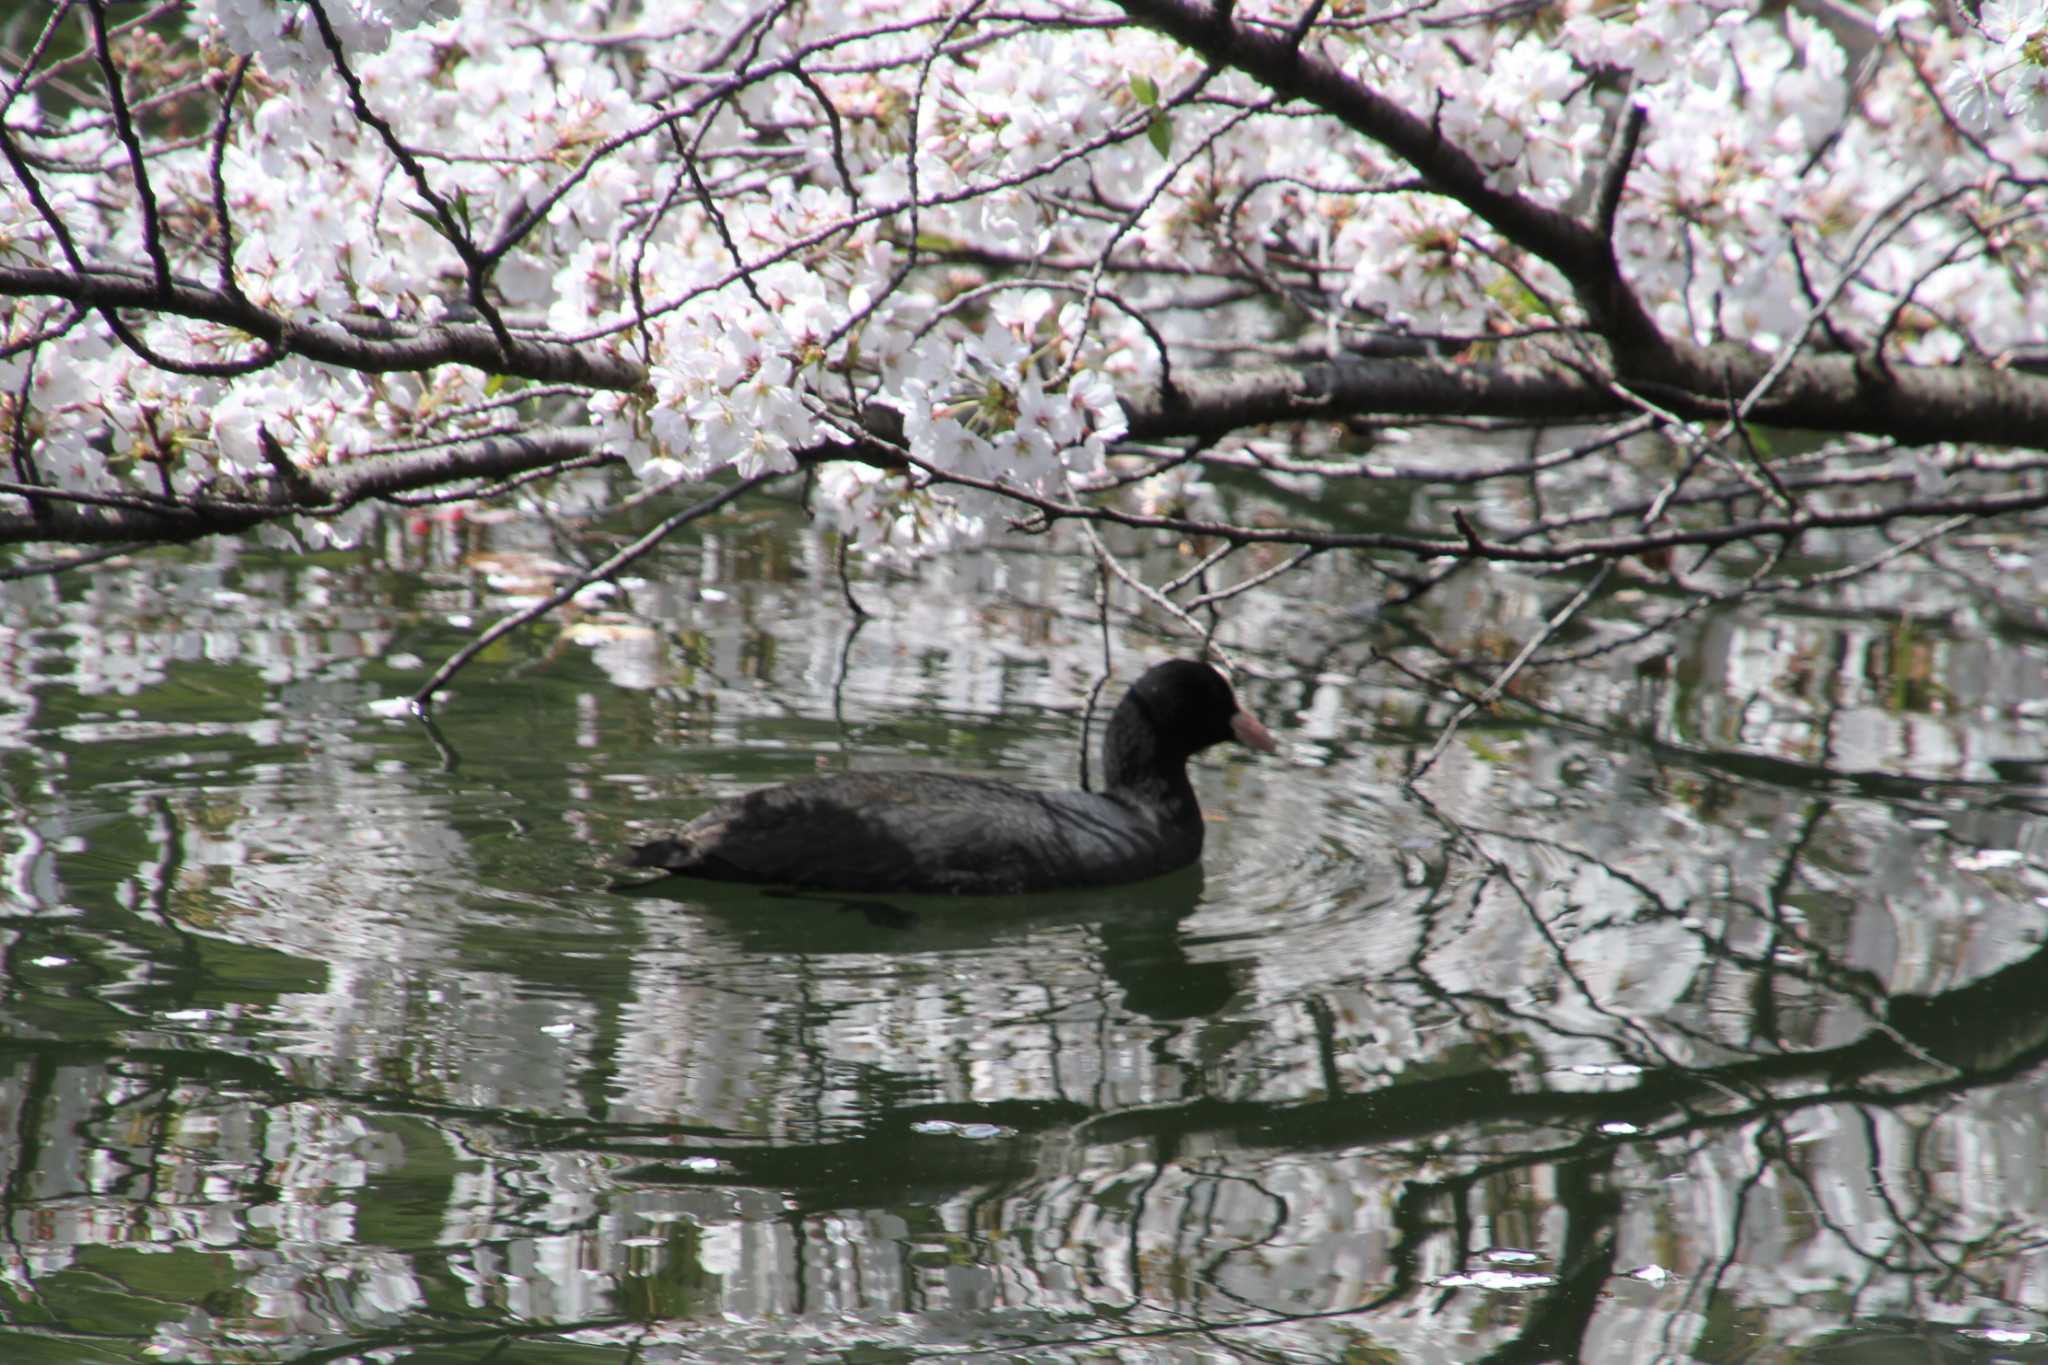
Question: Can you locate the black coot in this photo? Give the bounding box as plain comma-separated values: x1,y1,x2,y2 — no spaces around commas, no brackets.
626,658,1276,894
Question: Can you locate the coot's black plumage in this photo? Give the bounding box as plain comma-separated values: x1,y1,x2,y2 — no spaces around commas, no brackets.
627,658,1276,894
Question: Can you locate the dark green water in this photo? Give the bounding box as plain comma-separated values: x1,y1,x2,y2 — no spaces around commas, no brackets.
4,489,2048,1362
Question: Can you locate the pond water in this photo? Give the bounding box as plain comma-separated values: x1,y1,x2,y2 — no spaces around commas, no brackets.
4,466,2048,1363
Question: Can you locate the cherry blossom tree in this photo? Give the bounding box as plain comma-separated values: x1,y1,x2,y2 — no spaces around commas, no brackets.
4,0,2048,710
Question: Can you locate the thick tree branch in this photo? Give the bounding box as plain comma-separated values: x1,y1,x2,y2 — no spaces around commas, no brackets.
12,257,2048,510
1108,0,2048,455
1109,0,1669,361
12,345,2048,550
0,266,642,388
1121,356,1623,437
1125,351,2048,452
0,428,614,544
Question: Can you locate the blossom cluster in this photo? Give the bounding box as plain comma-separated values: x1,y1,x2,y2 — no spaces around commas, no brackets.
1947,0,2048,129
1,0,2044,557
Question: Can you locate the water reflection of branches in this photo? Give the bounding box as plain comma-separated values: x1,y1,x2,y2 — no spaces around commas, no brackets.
17,940,2048,1364
1403,788,1748,1097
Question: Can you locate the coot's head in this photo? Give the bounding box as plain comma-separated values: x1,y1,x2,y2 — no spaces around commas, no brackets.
1121,658,1277,761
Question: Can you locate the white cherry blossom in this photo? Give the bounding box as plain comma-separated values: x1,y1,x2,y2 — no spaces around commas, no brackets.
3,0,2045,564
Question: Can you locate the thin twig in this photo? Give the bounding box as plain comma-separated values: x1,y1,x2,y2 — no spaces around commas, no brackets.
1080,521,1238,670
410,472,784,715
84,0,170,297
835,535,869,618
1079,557,1114,792
1592,92,1646,242
0,539,149,581
1407,562,1613,782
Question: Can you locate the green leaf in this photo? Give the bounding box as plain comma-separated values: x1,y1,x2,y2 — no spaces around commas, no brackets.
1146,111,1173,159
1464,734,1517,764
1129,73,1158,107
401,201,455,243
